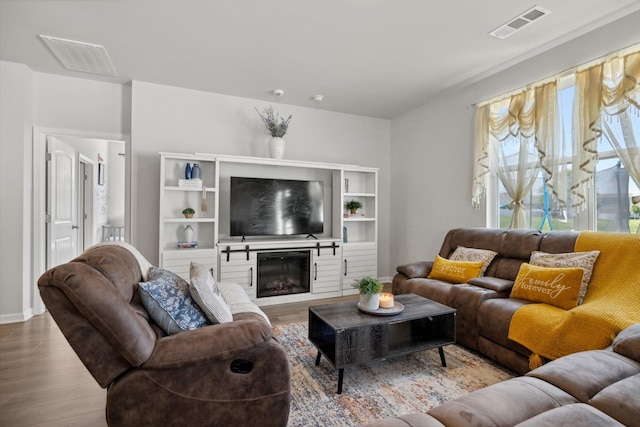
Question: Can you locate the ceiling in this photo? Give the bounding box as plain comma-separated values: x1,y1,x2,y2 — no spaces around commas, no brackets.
1,0,639,119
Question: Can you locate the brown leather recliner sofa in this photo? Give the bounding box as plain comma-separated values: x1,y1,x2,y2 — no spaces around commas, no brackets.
38,244,291,427
364,323,640,426
392,227,580,374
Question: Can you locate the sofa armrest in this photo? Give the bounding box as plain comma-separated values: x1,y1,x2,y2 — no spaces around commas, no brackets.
144,318,273,368
613,323,640,362
467,276,515,293
396,261,434,279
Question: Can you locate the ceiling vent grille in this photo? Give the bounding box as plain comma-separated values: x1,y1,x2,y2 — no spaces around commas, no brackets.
489,6,551,39
39,35,118,77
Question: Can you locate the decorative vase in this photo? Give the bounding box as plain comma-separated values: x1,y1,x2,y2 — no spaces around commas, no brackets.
359,293,380,311
269,137,286,159
191,163,201,179
185,163,192,180
184,225,194,242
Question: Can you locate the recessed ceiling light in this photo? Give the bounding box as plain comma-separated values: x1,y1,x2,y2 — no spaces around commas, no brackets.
39,35,118,76
312,95,324,103
489,6,551,39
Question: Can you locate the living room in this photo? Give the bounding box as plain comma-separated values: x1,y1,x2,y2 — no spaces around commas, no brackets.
1,2,640,426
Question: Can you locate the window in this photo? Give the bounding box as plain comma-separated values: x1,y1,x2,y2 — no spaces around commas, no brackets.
494,84,639,232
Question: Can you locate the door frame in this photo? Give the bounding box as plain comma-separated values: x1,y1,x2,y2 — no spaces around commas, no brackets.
78,155,95,252
32,127,131,315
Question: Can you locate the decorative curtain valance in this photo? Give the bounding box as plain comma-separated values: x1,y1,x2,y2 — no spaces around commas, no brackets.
472,81,559,216
473,47,640,218
571,51,640,210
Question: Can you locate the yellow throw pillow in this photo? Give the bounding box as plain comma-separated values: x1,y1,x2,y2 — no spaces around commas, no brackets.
428,255,484,283
510,263,584,310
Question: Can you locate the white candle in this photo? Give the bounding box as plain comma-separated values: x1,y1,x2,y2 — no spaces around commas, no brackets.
379,292,394,308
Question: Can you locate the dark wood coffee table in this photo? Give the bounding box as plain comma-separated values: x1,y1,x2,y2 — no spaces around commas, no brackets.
308,293,456,393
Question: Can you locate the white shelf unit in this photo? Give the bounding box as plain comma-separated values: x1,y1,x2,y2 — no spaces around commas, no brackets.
159,153,219,278
159,153,378,304
336,168,378,293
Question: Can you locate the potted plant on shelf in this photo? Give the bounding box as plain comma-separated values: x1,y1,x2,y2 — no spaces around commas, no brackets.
353,276,383,310
255,106,292,160
345,199,362,215
182,208,195,218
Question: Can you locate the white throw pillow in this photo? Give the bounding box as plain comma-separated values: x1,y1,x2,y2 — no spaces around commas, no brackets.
189,262,233,324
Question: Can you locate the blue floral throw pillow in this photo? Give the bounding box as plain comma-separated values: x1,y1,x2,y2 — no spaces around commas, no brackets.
139,267,210,335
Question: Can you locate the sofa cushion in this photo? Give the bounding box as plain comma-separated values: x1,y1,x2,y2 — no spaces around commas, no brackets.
467,276,514,293
514,403,625,427
529,250,600,304
189,262,233,325
428,376,578,427
428,256,483,283
588,373,640,426
525,350,640,403
139,267,210,335
612,323,640,362
477,297,533,357
449,246,497,275
510,263,584,310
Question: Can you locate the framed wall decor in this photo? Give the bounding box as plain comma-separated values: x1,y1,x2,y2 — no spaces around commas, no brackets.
98,162,105,186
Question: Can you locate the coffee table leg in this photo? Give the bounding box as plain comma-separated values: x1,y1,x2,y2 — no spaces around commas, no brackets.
438,346,447,367
337,368,344,394
315,351,322,366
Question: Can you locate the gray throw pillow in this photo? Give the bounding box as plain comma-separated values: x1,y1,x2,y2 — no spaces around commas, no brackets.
450,246,498,276
189,262,233,324
139,267,210,335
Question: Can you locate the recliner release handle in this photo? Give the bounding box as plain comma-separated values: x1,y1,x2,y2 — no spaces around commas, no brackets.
230,359,254,374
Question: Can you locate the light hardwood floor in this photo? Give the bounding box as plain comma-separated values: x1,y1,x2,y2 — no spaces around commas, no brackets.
0,291,373,427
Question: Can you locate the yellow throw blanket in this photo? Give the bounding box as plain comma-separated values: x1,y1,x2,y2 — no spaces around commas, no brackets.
508,231,640,364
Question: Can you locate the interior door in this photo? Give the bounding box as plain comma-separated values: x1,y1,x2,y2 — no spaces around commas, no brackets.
47,136,78,268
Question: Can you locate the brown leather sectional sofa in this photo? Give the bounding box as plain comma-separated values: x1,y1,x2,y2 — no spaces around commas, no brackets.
38,245,291,427
365,323,640,426
393,227,579,374
365,227,640,426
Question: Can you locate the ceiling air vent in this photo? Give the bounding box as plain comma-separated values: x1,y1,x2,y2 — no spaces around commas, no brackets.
489,6,551,39
39,35,118,77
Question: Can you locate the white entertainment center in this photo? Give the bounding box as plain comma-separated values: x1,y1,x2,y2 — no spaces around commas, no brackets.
159,152,378,306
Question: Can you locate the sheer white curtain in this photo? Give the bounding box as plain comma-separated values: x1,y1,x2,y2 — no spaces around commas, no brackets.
473,82,558,228
602,114,640,232
572,51,640,211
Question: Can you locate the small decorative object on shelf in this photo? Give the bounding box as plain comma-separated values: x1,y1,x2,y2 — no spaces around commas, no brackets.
353,276,383,311
343,225,348,243
177,241,198,249
183,225,194,242
255,106,292,159
179,178,202,188
345,199,362,215
185,163,192,180
191,163,201,179
182,208,195,218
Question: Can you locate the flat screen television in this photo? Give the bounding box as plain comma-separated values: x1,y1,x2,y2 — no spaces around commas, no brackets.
230,177,324,237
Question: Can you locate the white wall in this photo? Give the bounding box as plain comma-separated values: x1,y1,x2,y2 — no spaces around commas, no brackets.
389,11,640,269
0,67,130,322
107,142,126,225
0,61,34,323
131,81,392,276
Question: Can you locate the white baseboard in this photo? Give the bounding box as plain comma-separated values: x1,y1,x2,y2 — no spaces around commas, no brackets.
0,308,33,324
378,276,392,284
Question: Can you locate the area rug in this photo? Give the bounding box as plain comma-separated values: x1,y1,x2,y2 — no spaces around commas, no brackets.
273,322,514,427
